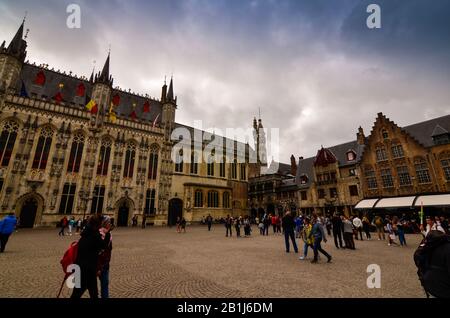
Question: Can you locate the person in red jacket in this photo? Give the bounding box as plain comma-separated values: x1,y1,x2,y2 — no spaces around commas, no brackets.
271,215,277,234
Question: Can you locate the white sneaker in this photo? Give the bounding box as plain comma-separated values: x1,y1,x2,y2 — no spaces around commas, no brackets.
299,256,305,260
388,243,391,246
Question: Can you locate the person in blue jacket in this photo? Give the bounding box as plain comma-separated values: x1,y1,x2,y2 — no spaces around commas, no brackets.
0,213,18,253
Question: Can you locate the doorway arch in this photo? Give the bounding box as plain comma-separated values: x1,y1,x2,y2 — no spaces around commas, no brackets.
14,192,44,228
168,198,183,226
115,198,134,227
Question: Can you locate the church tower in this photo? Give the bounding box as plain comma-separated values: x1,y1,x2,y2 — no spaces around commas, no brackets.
91,53,113,129
253,116,267,167
0,20,27,93
161,77,176,139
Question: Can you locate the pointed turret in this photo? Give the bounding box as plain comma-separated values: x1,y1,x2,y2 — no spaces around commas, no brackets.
95,53,113,86
161,78,167,103
166,77,174,102
4,21,27,62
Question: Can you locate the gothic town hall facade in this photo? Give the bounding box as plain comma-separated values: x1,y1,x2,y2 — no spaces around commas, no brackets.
0,22,253,227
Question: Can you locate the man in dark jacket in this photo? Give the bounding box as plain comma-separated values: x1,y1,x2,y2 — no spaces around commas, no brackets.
282,211,298,253
331,213,344,249
0,213,17,253
309,215,332,263
71,215,110,299
206,214,213,231
421,231,450,298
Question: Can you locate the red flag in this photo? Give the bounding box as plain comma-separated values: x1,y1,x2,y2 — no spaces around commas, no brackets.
112,94,120,106
76,83,85,97
130,110,137,120
91,103,98,114
143,101,150,113
54,92,63,103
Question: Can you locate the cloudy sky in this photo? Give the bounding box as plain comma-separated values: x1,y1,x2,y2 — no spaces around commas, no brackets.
1,0,449,163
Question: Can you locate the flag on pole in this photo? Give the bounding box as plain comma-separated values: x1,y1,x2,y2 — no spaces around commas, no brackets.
86,99,98,114
109,102,117,123
143,101,150,113
419,201,424,225
20,80,29,97
152,113,160,127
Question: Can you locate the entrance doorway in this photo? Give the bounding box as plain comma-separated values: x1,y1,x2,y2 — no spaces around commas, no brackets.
168,198,183,226
117,202,130,227
19,197,38,228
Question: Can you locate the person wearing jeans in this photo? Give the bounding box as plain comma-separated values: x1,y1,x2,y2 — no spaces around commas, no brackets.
282,211,298,253
309,215,332,263
299,217,314,260
331,213,344,248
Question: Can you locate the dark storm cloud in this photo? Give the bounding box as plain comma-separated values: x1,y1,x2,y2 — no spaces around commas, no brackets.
1,0,449,162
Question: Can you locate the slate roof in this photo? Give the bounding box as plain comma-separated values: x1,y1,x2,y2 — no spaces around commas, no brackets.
16,63,163,125
402,114,450,147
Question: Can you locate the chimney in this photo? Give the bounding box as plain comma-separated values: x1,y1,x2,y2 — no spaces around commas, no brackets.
290,154,297,176
357,126,365,145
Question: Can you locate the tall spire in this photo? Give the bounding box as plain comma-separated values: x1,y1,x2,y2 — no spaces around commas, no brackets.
161,76,167,102
95,52,112,86
4,20,27,62
166,76,174,102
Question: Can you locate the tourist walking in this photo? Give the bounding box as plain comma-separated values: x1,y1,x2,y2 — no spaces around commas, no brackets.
420,216,446,237
362,214,371,240
309,215,332,263
180,217,187,233
325,215,332,236
71,215,110,299
0,213,17,253
142,214,147,229
206,214,213,231
176,217,181,233
386,217,398,246
258,220,264,235
263,214,270,236
68,217,75,236
331,213,344,249
271,214,277,234
98,216,113,298
342,215,355,250
373,214,385,240
282,211,298,253
353,215,363,240
225,215,233,237
243,216,251,237
397,216,407,246
235,216,241,237
76,218,82,233
299,217,314,260
276,215,282,234
58,216,68,236
295,215,303,238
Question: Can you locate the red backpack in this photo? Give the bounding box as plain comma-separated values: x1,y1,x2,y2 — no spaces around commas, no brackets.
60,241,79,276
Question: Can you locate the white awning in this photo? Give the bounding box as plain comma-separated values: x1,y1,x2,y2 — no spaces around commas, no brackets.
354,199,379,209
374,196,416,209
414,194,450,207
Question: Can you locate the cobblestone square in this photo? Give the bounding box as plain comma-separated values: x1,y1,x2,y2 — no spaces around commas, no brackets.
0,225,424,298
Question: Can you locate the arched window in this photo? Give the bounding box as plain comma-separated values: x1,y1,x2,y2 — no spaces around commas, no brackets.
123,142,136,178
190,152,198,174
91,186,105,214
194,190,203,207
67,132,85,173
174,149,183,173
97,138,112,176
0,120,19,167
223,192,230,208
145,189,156,215
207,191,219,208
32,126,54,170
59,183,76,215
34,70,46,86
148,145,159,180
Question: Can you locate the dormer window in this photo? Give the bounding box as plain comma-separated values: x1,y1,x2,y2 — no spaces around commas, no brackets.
300,175,308,184
433,134,450,146
346,150,356,162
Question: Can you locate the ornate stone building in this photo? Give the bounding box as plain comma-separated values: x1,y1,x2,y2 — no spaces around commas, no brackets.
0,21,251,227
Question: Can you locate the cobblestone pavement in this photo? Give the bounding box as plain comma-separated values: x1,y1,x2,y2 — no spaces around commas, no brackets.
0,225,425,298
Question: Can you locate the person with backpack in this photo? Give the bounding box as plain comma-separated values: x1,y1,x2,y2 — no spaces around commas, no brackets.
373,214,385,240
59,216,68,237
299,217,314,260
0,213,17,253
71,214,110,299
414,230,450,298
98,216,113,298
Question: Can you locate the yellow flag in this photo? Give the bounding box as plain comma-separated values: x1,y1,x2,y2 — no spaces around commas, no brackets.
109,102,117,123
86,99,96,111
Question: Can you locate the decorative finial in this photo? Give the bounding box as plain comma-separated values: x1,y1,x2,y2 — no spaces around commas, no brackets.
108,44,111,55
23,11,28,24
24,28,30,39
164,75,166,85
258,107,261,120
